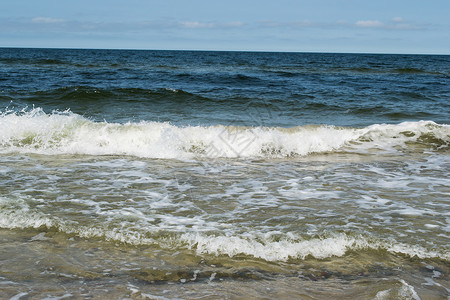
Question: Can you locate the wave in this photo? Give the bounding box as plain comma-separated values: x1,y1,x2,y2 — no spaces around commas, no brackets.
268,65,450,77
0,57,72,67
180,233,449,261
0,108,448,159
22,86,211,103
328,67,449,76
0,204,447,262
393,67,434,75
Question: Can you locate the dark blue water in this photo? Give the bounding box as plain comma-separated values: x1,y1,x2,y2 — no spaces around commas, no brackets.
1,48,449,127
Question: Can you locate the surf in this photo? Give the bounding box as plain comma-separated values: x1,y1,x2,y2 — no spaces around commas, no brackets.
0,107,448,159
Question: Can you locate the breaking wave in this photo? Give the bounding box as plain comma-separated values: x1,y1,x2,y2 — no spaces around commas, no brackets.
0,204,447,262
0,108,448,159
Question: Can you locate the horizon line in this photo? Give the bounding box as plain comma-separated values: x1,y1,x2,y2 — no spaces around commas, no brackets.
1,46,449,56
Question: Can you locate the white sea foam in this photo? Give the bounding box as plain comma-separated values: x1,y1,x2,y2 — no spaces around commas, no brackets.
180,232,450,261
0,204,157,246
10,292,29,300
373,289,392,300
373,280,421,300
398,279,421,300
1,198,448,262
0,108,448,159
180,233,364,261
0,199,54,230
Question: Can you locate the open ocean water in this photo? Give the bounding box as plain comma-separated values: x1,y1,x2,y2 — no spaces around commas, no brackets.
0,48,449,299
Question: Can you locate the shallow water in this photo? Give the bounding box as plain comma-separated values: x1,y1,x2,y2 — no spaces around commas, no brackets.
1,149,448,298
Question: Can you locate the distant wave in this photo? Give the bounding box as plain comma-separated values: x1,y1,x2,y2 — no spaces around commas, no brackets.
267,66,449,77
0,108,448,159
0,57,77,67
341,67,448,76
1,53,448,77
9,86,442,121
21,86,212,103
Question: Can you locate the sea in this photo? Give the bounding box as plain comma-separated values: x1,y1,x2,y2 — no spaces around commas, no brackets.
0,48,449,299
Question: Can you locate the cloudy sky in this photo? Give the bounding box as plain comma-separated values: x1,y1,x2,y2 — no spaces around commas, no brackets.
1,0,449,54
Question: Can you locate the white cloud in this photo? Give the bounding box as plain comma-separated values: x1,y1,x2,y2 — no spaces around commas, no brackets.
179,21,214,29
355,20,384,28
32,17,65,24
178,21,245,29
16,16,423,35
355,18,422,30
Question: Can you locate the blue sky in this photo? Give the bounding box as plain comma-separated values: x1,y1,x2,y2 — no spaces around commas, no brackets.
1,0,449,54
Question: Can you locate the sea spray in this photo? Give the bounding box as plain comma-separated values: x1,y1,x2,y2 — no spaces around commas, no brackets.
1,108,448,158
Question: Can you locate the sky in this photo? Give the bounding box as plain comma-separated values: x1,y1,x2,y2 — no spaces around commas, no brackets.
1,0,449,54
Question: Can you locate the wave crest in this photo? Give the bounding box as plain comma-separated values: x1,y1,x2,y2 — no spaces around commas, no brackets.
0,108,448,159
180,232,449,261
1,204,447,262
